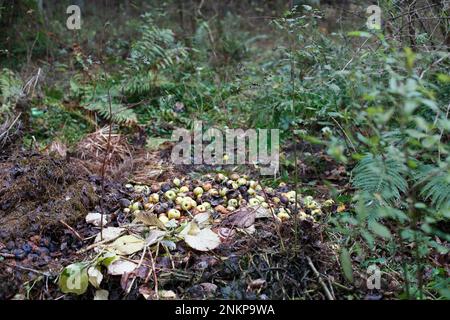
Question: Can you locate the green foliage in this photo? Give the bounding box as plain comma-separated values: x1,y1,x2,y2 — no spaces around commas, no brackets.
339,248,354,283
0,68,22,119
122,13,187,98
79,82,138,125
322,40,450,298
352,154,408,204
58,252,118,296
416,165,450,211
28,102,92,146
264,7,450,299
70,13,188,127
58,262,89,295
2,1,449,300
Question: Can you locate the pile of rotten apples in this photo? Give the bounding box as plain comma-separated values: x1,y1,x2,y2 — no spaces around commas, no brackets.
120,173,334,225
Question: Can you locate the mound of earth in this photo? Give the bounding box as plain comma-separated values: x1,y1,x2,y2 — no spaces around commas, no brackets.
0,152,97,239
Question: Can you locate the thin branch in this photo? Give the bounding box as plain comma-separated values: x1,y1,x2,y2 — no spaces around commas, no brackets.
306,256,335,300
59,220,84,241
99,88,114,241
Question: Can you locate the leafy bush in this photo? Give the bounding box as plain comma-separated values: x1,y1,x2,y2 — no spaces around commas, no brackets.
251,6,450,299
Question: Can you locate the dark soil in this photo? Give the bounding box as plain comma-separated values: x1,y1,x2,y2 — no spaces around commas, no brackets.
0,152,97,239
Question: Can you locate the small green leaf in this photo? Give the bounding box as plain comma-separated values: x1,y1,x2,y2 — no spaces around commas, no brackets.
404,47,416,71
97,252,118,267
340,248,354,283
368,220,392,239
361,230,375,249
59,263,89,295
437,73,450,83
347,31,372,38
31,108,44,117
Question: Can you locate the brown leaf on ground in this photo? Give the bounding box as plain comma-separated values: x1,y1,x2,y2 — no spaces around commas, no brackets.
217,227,235,240
134,211,166,229
222,207,256,229
138,286,155,300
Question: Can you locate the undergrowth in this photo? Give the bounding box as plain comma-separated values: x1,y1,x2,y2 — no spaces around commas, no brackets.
1,0,449,300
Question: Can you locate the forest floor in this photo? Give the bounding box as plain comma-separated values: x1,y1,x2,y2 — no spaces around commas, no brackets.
3,1,448,301
0,125,373,300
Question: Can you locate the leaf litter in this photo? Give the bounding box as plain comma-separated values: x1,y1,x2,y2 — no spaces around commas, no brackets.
53,172,338,299
0,148,340,300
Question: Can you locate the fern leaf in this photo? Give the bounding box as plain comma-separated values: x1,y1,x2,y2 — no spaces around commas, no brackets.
416,165,450,210
84,100,137,125
0,69,23,117
122,14,187,97
352,153,408,203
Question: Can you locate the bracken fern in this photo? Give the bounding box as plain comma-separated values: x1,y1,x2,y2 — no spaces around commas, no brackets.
352,153,408,204
0,68,23,119
415,164,450,210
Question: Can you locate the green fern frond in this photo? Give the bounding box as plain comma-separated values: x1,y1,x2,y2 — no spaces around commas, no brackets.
77,83,138,125
83,99,137,125
416,165,450,210
0,68,23,117
122,14,187,97
123,73,153,96
126,21,186,73
352,153,408,203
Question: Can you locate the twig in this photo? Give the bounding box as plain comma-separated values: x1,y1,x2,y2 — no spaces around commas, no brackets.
331,116,356,153
76,232,124,254
332,281,353,291
22,68,42,96
125,245,148,296
59,220,84,241
419,54,449,79
99,87,114,240
147,248,159,299
0,252,15,258
0,260,50,276
341,37,370,72
306,256,335,300
388,3,439,21
0,113,22,145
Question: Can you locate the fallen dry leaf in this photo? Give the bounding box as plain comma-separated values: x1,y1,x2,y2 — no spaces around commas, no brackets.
107,260,138,275
184,228,221,251
146,229,166,246
108,235,145,255
247,278,266,292
87,267,103,288
85,212,108,227
254,206,272,219
223,207,256,228
159,290,177,299
193,211,212,228
139,286,155,300
134,211,166,229
218,227,235,240
94,227,125,243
